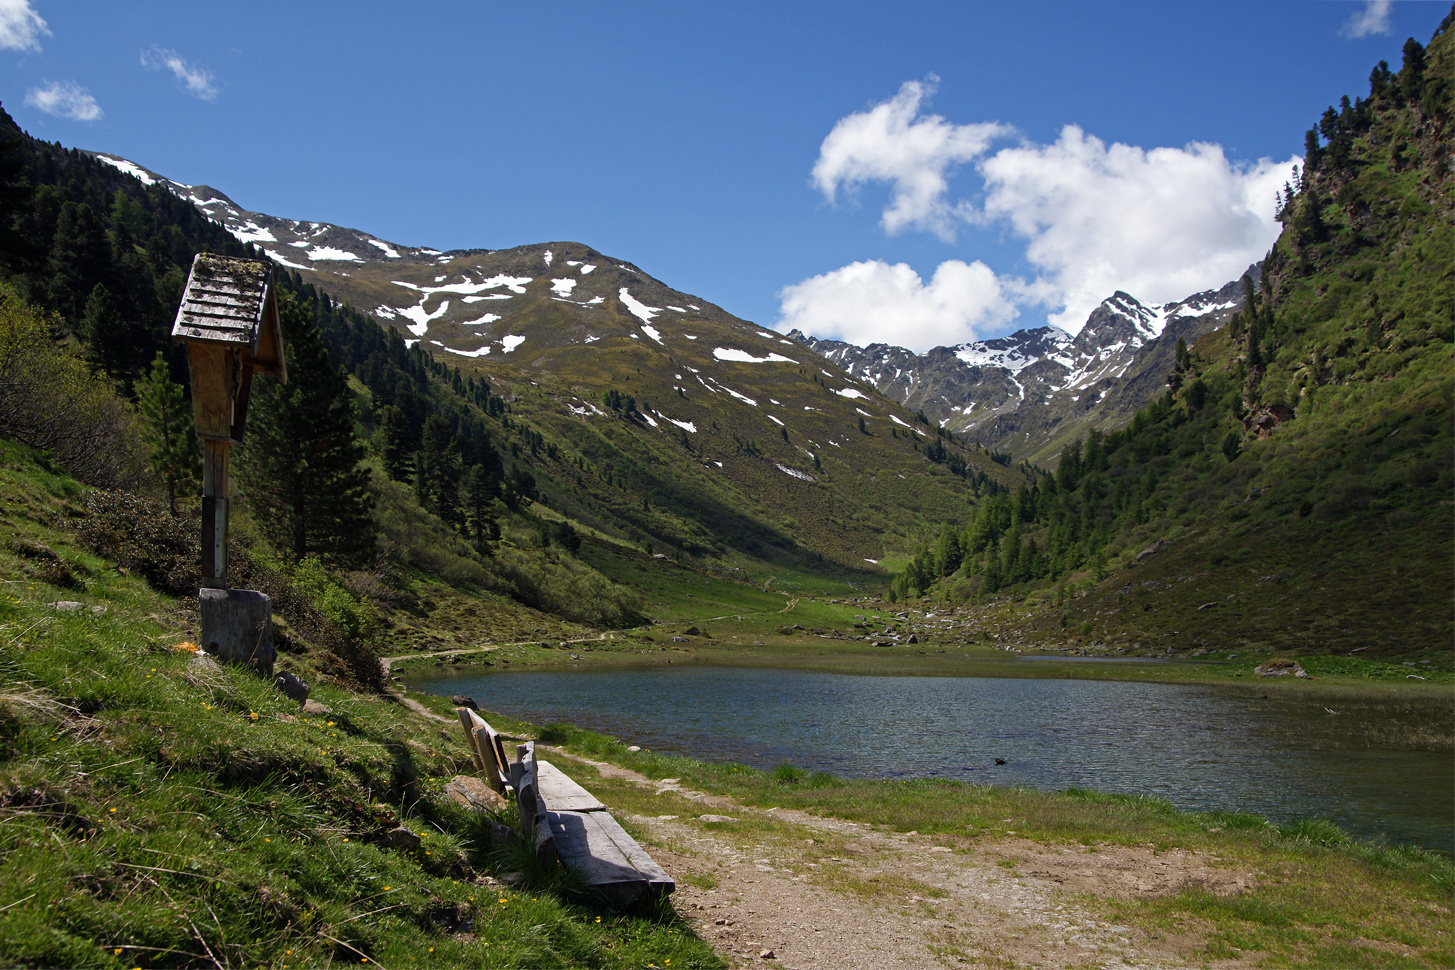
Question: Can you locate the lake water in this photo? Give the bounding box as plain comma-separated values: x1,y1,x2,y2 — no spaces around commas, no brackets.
406,664,1454,856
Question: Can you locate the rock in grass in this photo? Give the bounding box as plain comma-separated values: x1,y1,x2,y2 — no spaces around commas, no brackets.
274,671,310,704
1256,658,1308,678
451,694,479,710
443,775,507,813
382,826,421,850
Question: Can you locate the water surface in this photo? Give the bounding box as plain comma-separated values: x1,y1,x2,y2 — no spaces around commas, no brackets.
407,665,1453,855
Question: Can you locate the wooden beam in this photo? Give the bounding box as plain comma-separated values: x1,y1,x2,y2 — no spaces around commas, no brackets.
200,438,230,588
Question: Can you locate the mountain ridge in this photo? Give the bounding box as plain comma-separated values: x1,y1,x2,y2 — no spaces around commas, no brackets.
790,273,1251,465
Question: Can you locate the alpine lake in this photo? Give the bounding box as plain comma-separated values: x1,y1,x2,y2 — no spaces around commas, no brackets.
404,661,1455,857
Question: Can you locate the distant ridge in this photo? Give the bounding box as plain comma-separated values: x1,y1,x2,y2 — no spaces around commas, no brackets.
790,274,1251,465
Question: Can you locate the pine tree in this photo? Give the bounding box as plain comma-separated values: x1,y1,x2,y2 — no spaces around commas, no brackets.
378,404,413,481
237,293,375,565
136,351,198,514
80,283,129,380
463,464,496,552
416,414,461,525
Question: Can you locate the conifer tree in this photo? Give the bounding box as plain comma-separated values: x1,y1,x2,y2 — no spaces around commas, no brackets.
238,293,375,565
136,351,197,514
80,283,129,380
416,414,461,524
378,404,412,481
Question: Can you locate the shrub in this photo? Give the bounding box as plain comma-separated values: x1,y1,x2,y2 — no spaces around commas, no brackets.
0,284,144,488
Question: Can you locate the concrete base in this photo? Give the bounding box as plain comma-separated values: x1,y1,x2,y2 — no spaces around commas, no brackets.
198,588,276,677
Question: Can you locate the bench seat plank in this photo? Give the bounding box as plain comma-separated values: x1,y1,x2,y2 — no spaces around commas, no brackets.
536,759,606,812
547,809,675,906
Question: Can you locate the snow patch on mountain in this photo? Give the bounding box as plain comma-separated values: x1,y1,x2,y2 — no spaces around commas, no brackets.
713,347,795,364
620,288,660,324
308,246,363,262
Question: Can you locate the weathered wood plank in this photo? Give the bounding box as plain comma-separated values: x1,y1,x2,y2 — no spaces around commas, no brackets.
535,760,605,812
546,810,675,906
514,741,541,822
472,727,507,794
456,709,486,772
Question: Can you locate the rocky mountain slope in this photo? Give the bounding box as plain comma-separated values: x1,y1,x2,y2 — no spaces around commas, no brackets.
91,154,1024,570
791,276,1250,466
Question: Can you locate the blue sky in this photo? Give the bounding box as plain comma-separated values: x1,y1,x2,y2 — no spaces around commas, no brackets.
2,0,1446,351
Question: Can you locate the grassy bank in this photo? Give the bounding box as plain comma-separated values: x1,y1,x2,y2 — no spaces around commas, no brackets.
0,476,724,967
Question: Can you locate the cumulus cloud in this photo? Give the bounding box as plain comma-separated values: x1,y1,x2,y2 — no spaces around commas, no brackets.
777,258,1019,354
811,76,1012,241
1341,0,1393,38
784,80,1297,346
141,46,218,100
980,125,1297,332
25,80,102,121
0,0,47,52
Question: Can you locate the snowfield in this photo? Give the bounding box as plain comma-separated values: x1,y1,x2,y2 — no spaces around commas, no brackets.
713,348,795,364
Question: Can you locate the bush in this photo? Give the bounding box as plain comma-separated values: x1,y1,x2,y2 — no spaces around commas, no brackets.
0,285,144,488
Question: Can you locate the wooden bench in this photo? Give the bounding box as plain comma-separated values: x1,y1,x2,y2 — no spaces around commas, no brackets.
455,710,674,906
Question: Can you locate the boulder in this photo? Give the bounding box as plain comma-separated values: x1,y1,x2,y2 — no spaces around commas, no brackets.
274,671,311,704
443,775,508,813
1255,658,1309,678
1135,541,1171,562
451,694,479,711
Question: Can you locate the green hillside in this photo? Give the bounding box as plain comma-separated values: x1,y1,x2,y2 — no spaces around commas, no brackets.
0,101,1027,651
889,15,1454,660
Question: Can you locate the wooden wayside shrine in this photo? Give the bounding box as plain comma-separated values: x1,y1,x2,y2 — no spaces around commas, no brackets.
172,254,286,589
173,254,287,675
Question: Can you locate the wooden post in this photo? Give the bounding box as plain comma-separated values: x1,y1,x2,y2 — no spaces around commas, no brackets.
201,438,230,589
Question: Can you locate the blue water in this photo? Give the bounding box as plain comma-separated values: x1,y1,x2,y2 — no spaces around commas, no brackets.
406,665,1455,856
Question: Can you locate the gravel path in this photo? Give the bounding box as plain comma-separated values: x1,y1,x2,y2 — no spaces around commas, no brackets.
561,753,1258,970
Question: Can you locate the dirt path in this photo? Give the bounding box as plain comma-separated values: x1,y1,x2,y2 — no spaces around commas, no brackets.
559,752,1255,970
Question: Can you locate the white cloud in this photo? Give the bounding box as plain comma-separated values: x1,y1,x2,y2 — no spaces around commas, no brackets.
141,46,218,100
979,125,1297,332
0,0,47,52
24,80,102,121
811,76,1012,241
776,258,1019,353
1341,0,1393,38
789,80,1298,345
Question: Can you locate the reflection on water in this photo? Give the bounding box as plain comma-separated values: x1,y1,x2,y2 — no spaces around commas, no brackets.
405,665,1454,856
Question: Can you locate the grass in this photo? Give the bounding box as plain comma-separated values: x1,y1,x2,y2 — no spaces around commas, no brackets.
0,448,726,968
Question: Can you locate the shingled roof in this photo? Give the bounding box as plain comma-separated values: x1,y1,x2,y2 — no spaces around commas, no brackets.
172,254,285,379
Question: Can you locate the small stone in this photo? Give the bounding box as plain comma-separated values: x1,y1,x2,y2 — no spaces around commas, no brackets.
627,745,642,752
759,949,776,960
52,601,84,612
698,815,737,824
451,694,479,710
302,699,331,715
274,671,311,704
382,825,420,850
